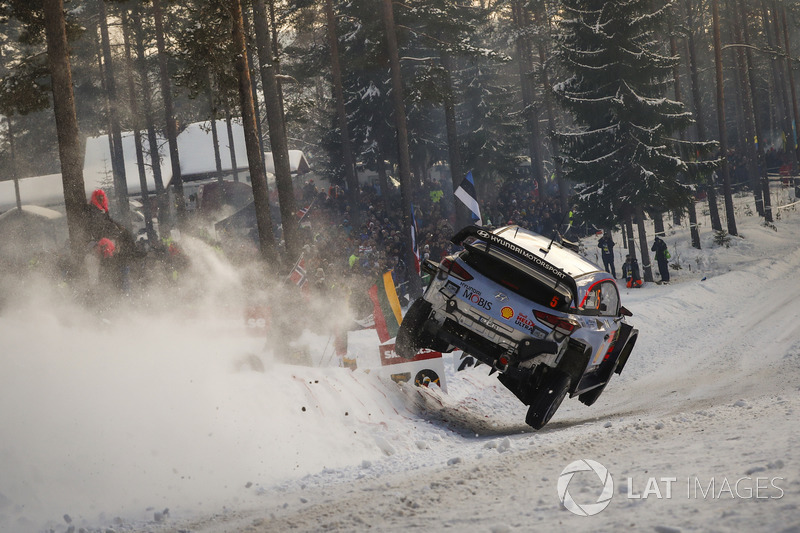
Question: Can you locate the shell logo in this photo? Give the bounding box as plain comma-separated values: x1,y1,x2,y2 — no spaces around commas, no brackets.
500,306,514,320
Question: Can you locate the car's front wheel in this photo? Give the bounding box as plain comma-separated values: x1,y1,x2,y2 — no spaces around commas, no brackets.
395,299,433,359
526,370,571,430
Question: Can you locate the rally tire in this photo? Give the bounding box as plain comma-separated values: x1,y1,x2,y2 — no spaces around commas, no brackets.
578,376,611,407
395,299,433,359
579,352,621,407
525,370,571,430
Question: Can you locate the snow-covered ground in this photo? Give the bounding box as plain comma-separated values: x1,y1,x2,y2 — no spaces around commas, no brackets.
2,191,800,533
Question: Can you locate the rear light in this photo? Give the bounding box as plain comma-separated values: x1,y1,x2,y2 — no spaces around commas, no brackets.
533,310,581,336
603,343,616,361
500,279,519,290
440,257,473,281
603,330,620,361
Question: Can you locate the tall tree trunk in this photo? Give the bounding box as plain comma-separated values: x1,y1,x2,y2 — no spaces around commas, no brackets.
152,0,186,225
668,18,699,247
98,0,131,228
43,0,88,256
241,5,267,160
652,212,665,237
512,0,545,197
769,1,799,171
266,0,286,120
381,0,421,299
624,214,636,261
711,0,738,236
780,5,800,192
635,208,654,282
729,0,764,216
761,0,788,156
6,117,22,211
323,0,361,230
668,20,685,230
224,103,240,182
537,41,568,214
685,0,722,232
252,0,300,261
121,10,156,243
741,2,772,221
228,0,278,265
441,51,470,229
208,83,223,184
131,6,168,226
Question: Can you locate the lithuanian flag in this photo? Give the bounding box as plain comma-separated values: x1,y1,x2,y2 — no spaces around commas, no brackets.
368,271,403,343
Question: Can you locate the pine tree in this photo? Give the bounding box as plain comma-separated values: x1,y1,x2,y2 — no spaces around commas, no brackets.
553,0,716,230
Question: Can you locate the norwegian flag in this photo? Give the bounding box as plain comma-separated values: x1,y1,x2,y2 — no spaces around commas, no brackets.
288,254,308,290
411,203,420,275
296,197,316,228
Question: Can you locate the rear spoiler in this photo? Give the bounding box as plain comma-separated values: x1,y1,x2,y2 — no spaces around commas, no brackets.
452,225,578,300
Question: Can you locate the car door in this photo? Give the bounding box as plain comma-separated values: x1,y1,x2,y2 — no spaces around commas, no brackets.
579,280,620,367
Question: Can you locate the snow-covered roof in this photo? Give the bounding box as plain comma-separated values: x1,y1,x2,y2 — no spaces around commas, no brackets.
176,120,310,181
83,131,170,196
176,120,246,178
0,204,64,221
1,119,310,210
0,174,64,212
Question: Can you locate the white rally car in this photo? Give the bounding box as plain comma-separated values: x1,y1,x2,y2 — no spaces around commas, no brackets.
396,225,638,429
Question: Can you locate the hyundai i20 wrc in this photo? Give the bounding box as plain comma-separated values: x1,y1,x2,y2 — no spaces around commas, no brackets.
396,225,638,430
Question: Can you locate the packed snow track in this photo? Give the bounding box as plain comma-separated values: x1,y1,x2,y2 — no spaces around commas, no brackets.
1,212,799,533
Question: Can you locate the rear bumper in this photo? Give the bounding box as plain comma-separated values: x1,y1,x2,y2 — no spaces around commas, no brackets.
422,283,559,370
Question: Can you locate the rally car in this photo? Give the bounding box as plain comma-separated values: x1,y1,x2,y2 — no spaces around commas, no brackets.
396,225,638,429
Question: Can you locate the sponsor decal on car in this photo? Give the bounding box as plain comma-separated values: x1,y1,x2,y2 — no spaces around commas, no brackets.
476,229,567,280
460,283,493,311
500,306,515,320
514,312,538,334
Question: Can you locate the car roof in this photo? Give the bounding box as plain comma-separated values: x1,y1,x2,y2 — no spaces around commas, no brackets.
493,225,604,279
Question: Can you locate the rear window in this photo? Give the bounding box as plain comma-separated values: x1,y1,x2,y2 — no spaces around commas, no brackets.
461,244,574,312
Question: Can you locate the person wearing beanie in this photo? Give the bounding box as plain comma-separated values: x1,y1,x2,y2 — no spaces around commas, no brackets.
84,189,137,291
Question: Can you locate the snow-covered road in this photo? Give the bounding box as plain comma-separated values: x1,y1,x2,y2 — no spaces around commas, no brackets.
2,204,799,533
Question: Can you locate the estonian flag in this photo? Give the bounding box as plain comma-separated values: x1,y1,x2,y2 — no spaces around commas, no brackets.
368,271,404,343
454,171,482,224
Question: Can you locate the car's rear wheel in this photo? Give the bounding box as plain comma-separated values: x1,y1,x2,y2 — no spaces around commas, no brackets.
525,370,571,430
395,299,433,359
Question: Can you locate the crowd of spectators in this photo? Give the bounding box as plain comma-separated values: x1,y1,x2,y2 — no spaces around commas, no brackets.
292,174,568,308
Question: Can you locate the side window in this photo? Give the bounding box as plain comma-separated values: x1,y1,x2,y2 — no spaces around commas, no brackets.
583,285,601,311
599,281,619,316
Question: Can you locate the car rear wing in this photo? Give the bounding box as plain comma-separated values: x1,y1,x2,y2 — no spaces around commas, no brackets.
451,225,578,301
